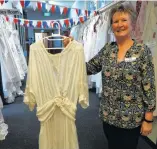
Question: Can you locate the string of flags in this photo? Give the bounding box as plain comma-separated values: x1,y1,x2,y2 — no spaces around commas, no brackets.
0,0,92,17
5,12,98,29
20,1,91,17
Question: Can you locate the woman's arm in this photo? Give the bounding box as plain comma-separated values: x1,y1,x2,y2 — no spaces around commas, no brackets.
140,45,156,136
140,45,156,118
86,45,107,75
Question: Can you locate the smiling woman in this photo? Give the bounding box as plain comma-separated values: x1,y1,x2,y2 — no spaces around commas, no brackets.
85,3,156,149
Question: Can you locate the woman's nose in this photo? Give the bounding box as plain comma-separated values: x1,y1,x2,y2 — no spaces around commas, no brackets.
117,21,124,27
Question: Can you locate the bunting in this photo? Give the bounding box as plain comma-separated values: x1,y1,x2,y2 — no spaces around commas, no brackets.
0,1,93,17
17,1,92,17
5,15,93,29
4,4,98,29
0,1,94,18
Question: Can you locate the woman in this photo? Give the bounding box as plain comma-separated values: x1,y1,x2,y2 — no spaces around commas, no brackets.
86,4,156,149
67,4,156,149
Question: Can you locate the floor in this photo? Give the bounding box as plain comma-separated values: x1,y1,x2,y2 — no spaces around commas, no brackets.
0,91,157,149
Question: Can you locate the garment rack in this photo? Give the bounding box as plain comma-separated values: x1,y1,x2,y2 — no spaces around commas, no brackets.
97,0,126,14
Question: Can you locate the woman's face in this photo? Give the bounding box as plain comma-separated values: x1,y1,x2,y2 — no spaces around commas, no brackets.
111,12,132,39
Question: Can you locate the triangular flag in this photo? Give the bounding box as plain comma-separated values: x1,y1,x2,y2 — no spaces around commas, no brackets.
76,9,78,15
24,20,29,25
18,19,21,25
85,10,88,16
51,5,55,13
81,10,85,16
29,21,34,28
32,20,37,28
8,16,14,23
60,7,64,15
46,21,51,28
0,0,4,5
88,11,91,17
69,18,73,26
46,3,51,12
64,19,69,28
25,1,30,8
5,16,9,22
14,18,18,24
42,21,47,28
94,11,97,16
67,8,71,14
76,9,81,16
37,2,42,11
63,7,68,15
73,17,76,25
60,20,64,28
37,21,42,28
20,0,25,8
74,17,79,25
24,20,29,27
30,1,37,11
79,17,84,24
42,2,46,12
50,21,54,28
55,6,60,14
20,19,24,26
84,16,87,22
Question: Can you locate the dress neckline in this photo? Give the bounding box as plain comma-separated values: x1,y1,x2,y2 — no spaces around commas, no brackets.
40,39,73,57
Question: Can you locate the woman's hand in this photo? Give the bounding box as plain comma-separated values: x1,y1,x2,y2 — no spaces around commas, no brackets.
140,121,152,136
63,36,74,47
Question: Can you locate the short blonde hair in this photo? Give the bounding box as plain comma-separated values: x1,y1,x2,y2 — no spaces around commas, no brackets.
109,4,137,25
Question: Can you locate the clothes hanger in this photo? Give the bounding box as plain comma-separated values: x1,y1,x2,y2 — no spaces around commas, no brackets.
42,21,69,50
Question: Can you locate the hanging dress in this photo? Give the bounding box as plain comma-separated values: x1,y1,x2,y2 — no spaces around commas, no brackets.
24,40,89,149
0,96,8,140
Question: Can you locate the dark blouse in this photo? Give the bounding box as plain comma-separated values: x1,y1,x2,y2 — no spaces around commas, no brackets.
86,41,156,129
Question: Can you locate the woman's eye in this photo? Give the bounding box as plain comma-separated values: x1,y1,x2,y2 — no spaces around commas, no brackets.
113,21,118,23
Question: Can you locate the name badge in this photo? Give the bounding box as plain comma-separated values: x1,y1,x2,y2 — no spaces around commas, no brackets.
125,57,137,62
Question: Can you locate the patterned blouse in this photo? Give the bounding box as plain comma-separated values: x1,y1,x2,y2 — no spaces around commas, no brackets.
87,40,156,129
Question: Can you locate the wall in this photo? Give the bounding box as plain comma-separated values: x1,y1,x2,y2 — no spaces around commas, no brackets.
26,8,69,40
